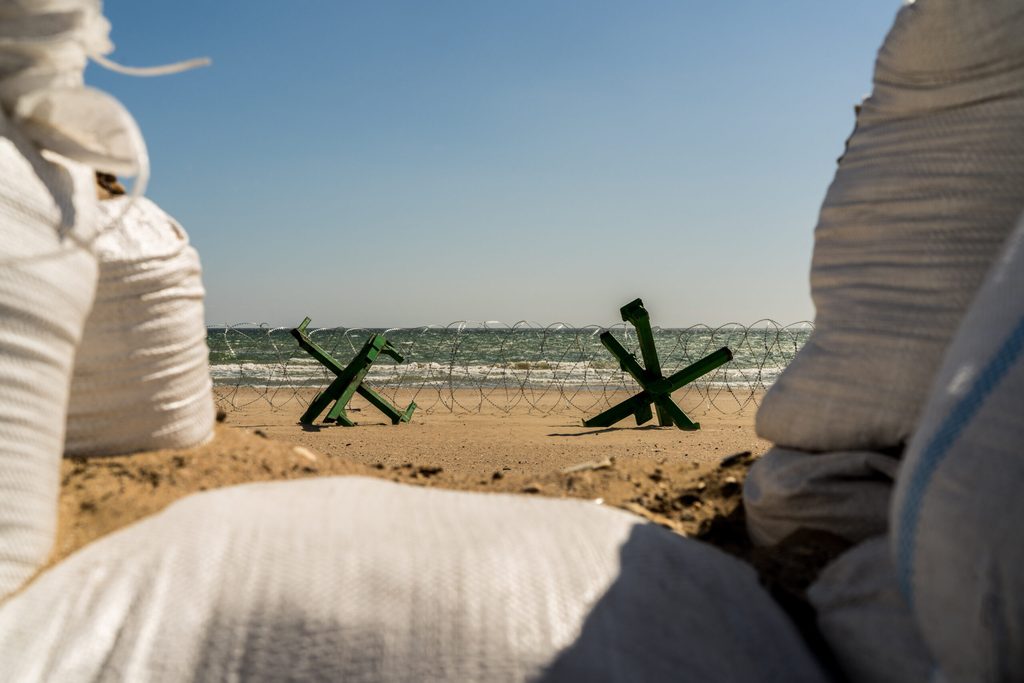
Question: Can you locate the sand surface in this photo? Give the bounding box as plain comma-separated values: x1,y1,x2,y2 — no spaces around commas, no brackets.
223,387,770,475
58,389,770,560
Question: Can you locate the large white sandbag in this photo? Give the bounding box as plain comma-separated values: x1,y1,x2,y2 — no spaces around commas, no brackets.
756,0,1024,452
0,111,98,598
65,196,214,456
744,448,898,546
0,1,148,181
0,477,827,682
892,216,1024,683
808,536,933,683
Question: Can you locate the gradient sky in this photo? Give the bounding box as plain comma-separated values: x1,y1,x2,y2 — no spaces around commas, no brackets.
88,1,900,327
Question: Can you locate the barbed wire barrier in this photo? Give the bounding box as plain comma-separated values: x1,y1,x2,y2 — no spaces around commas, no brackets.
209,320,813,418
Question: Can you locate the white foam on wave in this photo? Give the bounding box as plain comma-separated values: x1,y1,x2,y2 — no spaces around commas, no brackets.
209,359,786,390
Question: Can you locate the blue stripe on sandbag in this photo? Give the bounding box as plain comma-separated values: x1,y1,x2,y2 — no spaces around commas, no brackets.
895,314,1024,604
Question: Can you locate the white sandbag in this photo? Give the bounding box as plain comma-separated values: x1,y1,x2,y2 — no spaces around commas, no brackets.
892,215,1024,683
744,448,898,546
0,111,98,598
808,536,933,683
0,1,148,180
0,477,827,682
65,196,215,456
756,0,1024,452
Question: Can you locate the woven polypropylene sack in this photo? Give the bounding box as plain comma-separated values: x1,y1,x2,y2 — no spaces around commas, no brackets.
808,536,933,683
756,0,1024,452
0,112,98,598
65,196,214,456
0,2,149,181
743,448,898,546
892,215,1024,683
0,477,827,682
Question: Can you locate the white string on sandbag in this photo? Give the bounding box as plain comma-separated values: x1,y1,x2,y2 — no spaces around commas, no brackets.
90,52,211,78
0,477,828,682
756,0,1024,454
892,215,1024,683
66,196,215,456
0,3,145,191
0,1,209,256
0,1,209,186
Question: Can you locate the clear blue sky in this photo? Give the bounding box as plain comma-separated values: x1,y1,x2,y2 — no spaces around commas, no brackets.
88,1,899,327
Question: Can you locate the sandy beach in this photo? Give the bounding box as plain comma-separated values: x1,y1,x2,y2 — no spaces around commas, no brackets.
58,386,848,649
58,388,770,560
222,387,766,470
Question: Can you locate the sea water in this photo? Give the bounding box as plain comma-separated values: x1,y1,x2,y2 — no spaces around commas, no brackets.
207,323,811,394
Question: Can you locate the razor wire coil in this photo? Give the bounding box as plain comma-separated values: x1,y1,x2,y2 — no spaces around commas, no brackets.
209,320,812,417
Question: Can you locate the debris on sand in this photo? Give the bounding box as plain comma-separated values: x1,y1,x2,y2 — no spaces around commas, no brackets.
293,446,318,463
560,456,614,474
